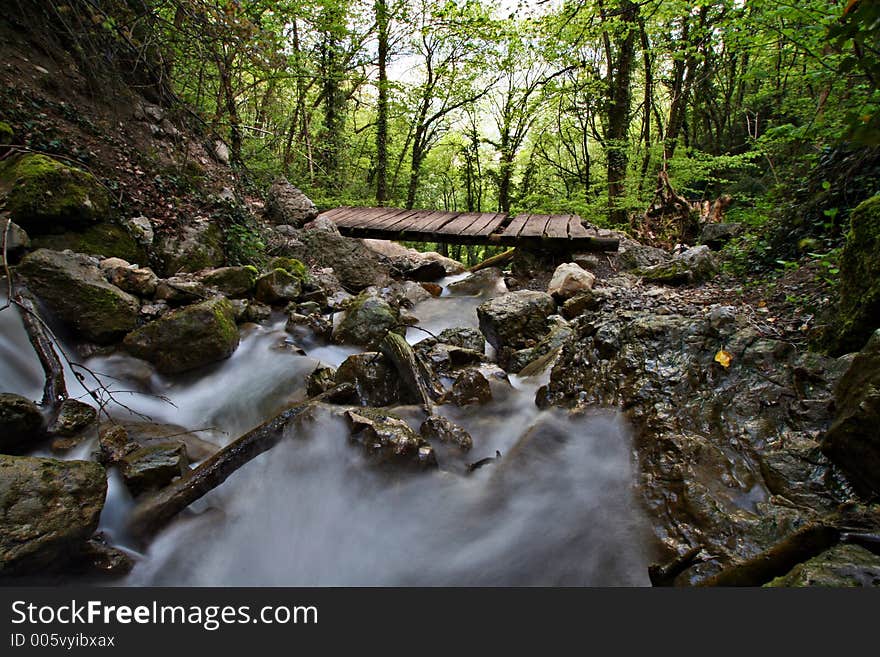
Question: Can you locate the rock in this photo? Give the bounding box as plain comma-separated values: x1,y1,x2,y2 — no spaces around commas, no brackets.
230,299,248,321
306,366,337,397
389,280,432,307
477,290,556,353
636,245,717,285
447,267,506,296
213,140,230,164
123,297,240,374
561,288,612,319
699,222,744,250
0,393,44,453
107,265,159,297
286,312,332,340
765,545,880,587
548,262,596,301
421,282,442,297
154,275,209,304
265,177,318,227
30,221,147,265
0,220,29,263
255,269,302,304
0,455,106,575
302,215,341,234
822,329,880,496
198,266,257,298
140,301,169,321
345,409,437,468
96,424,137,465
0,154,109,234
47,399,97,437
157,219,224,275
124,216,154,246
277,229,390,291
121,422,218,462
17,249,140,343
362,239,463,277
831,195,880,354
245,301,272,323
79,536,134,578
420,415,473,452
507,321,574,374
616,242,670,270
445,368,492,406
335,353,401,406
99,256,130,271
436,327,486,352
572,253,600,271
332,290,401,347
0,121,13,148
119,442,188,496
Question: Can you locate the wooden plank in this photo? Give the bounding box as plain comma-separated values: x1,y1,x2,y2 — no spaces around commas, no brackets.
545,215,570,239
318,207,350,220
374,209,429,231
356,208,413,229
459,212,506,237
416,211,462,233
501,214,530,238
327,206,373,225
436,212,486,236
334,207,392,227
519,214,551,238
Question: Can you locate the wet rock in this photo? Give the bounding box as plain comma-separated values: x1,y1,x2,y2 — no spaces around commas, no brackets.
0,220,29,263
48,399,97,437
388,280,432,308
17,249,140,343
561,288,612,319
265,177,318,227
822,329,880,496
157,219,224,275
507,321,574,374
419,344,486,373
0,154,109,234
363,239,464,278
255,268,302,304
123,297,240,374
119,442,188,496
435,327,486,352
447,267,505,296
140,300,169,321
107,265,159,297
420,415,473,452
199,266,258,298
548,262,596,301
504,275,521,291
245,301,272,323
477,290,556,354
444,368,492,406
307,366,337,397
78,536,134,578
699,222,744,250
96,424,137,465
230,298,249,322
122,422,218,462
0,393,44,453
154,275,209,305
421,282,442,297
332,290,401,347
286,312,332,341
335,353,401,406
0,455,106,575
345,409,437,468
830,195,880,354
765,544,880,587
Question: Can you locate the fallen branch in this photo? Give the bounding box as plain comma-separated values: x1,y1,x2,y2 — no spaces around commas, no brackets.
128,383,354,542
378,332,444,413
468,248,515,273
14,289,67,411
648,545,704,586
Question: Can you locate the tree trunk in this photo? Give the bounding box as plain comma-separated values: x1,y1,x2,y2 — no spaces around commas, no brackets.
375,0,389,205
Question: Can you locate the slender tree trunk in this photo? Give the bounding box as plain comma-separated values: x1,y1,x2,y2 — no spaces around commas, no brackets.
375,0,389,205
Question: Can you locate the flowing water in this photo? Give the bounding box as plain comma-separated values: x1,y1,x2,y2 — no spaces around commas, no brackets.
0,274,653,585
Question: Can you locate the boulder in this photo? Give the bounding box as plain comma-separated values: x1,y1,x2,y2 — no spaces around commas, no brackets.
96,424,138,465
561,288,613,319
444,368,493,406
636,245,717,285
154,275,208,304
47,399,97,437
16,249,140,343
306,366,337,397
332,290,401,347
363,239,464,276
345,409,437,468
199,266,257,298
124,215,154,246
615,241,670,271
0,455,106,575
0,220,30,263
277,229,390,291
123,297,240,374
119,442,188,496
507,320,574,374
822,329,880,496
0,393,44,453
157,219,224,275
265,177,318,227
255,268,302,304
765,545,880,587
0,154,109,233
335,353,401,406
447,267,506,296
420,415,473,452
548,262,596,301
30,222,146,263
107,265,159,297
477,290,556,353
832,195,880,354
699,222,744,250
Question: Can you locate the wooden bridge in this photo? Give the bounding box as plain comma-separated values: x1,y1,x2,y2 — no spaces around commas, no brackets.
318,207,619,251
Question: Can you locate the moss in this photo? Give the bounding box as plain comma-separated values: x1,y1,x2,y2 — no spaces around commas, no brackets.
30,223,147,263
267,256,307,280
0,121,13,145
0,154,110,233
832,195,880,354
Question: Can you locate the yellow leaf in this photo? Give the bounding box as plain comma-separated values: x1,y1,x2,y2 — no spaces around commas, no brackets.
715,349,732,368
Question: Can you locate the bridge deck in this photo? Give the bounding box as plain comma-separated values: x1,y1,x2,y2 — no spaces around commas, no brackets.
319,207,618,251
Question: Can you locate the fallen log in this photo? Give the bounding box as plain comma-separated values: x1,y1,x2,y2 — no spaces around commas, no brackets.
378,331,444,413
127,383,354,542
14,289,67,411
648,545,704,587
468,248,515,273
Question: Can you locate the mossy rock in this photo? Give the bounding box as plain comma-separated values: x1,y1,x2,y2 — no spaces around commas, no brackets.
16,248,141,344
331,290,402,347
157,221,225,275
0,121,13,146
119,442,188,496
0,393,44,453
123,297,240,374
267,256,307,280
31,222,147,264
0,154,109,234
254,268,302,304
832,195,880,355
199,266,258,298
765,544,880,587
